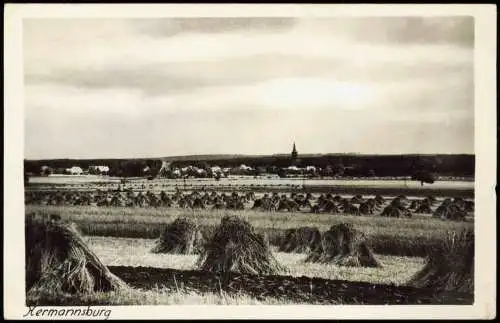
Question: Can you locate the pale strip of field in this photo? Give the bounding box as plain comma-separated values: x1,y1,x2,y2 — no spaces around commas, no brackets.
33,288,288,306
29,286,286,306
30,205,473,240
28,176,474,189
29,175,121,184
85,236,425,286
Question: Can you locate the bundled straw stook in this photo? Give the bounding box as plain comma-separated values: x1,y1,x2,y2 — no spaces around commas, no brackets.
26,213,126,298
306,223,381,268
196,215,287,276
415,203,433,214
279,227,322,253
380,204,412,218
408,228,474,293
151,217,202,254
433,201,468,221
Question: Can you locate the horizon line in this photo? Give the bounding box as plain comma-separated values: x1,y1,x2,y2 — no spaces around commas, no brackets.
24,151,476,162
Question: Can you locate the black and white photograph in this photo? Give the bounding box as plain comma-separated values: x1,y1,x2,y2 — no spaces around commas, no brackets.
3,3,496,320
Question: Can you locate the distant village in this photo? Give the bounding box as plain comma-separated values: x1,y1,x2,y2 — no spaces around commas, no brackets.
33,143,338,179
40,165,110,176
36,163,323,179
27,143,465,182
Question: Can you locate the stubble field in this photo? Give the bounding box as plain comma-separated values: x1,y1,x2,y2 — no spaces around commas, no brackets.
26,203,473,257
25,179,475,306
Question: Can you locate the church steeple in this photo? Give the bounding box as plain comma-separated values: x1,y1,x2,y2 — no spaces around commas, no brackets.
291,142,298,165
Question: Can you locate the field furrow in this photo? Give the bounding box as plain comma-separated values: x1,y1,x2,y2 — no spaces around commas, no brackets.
107,266,473,305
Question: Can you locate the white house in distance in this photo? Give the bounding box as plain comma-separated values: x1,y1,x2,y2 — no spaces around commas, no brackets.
89,165,110,175
239,164,253,171
305,166,317,172
40,165,52,175
66,166,83,175
210,166,222,174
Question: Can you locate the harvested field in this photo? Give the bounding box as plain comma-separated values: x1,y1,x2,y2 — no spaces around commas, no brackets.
30,234,454,306
84,236,425,285
25,188,474,214
27,176,474,189
75,224,467,257
24,182,476,306
32,266,472,306
55,222,463,257
28,205,473,257
27,287,289,306
107,266,473,305
26,205,472,234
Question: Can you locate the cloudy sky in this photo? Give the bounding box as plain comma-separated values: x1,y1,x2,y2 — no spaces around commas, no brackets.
24,17,474,159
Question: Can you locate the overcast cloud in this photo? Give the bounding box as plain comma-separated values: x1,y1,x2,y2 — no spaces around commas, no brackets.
24,17,474,159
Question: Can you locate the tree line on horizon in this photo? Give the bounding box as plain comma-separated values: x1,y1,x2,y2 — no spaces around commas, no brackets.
24,154,475,180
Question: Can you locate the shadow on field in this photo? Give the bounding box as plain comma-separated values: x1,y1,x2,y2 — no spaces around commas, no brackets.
108,266,473,305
